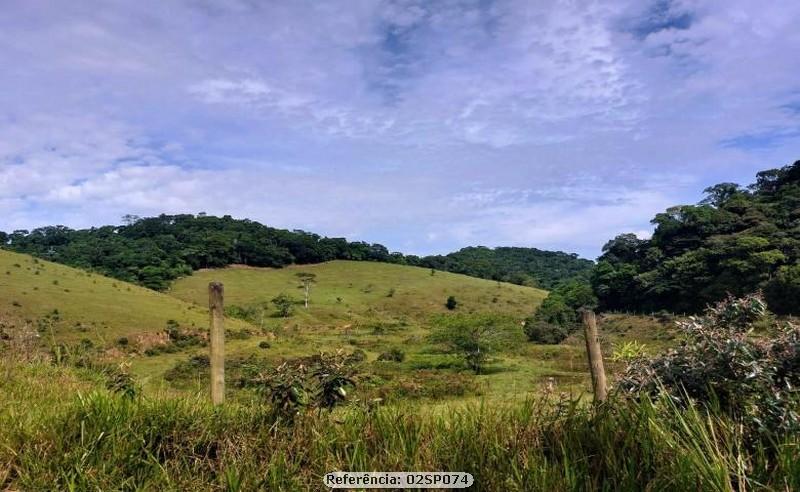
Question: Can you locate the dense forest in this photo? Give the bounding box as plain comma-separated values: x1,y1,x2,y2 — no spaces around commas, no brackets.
0,214,592,291
593,159,800,314
422,246,593,289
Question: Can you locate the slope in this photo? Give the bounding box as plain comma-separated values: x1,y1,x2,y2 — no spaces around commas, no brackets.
169,260,548,327
0,249,250,345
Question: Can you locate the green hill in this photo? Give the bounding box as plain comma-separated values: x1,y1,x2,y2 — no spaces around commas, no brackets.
2,214,592,291
0,249,250,345
169,260,548,327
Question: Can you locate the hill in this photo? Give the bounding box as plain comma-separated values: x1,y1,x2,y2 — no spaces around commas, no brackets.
169,260,548,328
1,214,592,291
0,249,251,346
593,159,800,314
421,246,594,289
165,261,673,402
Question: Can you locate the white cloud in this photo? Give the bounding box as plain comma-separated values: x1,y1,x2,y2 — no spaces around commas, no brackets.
1,0,799,258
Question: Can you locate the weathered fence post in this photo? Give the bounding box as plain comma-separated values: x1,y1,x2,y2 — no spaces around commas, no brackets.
209,282,225,405
581,309,608,403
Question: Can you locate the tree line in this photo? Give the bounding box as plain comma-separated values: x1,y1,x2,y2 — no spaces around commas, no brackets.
592,159,800,315
0,214,592,291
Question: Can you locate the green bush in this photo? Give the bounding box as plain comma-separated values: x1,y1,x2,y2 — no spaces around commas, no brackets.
523,319,568,344
619,294,800,435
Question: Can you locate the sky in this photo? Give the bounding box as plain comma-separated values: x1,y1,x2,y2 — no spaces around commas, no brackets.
1,0,799,259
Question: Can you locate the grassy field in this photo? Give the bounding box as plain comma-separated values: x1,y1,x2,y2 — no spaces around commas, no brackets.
0,250,676,403
2,358,796,491
169,261,547,326
1,254,731,490
0,249,252,346
163,261,673,403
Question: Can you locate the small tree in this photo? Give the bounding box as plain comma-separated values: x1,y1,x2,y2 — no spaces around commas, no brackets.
296,272,317,309
445,296,458,310
430,315,501,374
271,293,294,318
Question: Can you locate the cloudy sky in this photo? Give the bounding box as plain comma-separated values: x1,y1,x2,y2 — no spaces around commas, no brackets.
1,0,799,258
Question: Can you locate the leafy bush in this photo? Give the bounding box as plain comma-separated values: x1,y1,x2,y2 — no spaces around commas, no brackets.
429,314,507,374
524,280,594,344
445,295,457,310
523,319,568,344
377,348,405,362
270,293,294,318
610,341,647,362
252,351,357,418
258,340,271,349
618,294,800,435
104,363,138,399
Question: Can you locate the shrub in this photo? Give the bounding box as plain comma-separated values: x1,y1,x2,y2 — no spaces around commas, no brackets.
377,348,405,362
252,351,357,419
523,319,568,344
104,363,138,399
445,296,457,310
271,293,294,318
618,294,800,435
429,314,505,374
258,341,271,349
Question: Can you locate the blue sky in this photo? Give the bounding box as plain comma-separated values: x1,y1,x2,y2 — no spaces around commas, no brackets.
1,0,799,259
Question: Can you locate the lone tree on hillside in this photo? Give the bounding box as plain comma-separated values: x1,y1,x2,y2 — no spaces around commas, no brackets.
430,315,501,374
296,272,317,309
271,293,294,318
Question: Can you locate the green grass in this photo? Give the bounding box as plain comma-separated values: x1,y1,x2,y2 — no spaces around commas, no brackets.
2,359,797,491
169,261,547,326
163,262,675,403
0,249,252,344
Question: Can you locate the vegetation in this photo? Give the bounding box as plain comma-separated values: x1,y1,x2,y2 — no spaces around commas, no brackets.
1,214,592,291
0,249,251,344
2,359,798,490
524,280,597,344
270,293,295,318
429,314,510,374
619,294,800,436
422,246,594,289
593,159,800,314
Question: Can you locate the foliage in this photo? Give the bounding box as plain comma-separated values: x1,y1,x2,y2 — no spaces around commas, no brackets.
524,280,596,344
420,245,594,289
593,160,800,314
610,341,647,362
104,363,138,399
429,314,507,373
253,351,357,418
2,364,800,491
445,295,457,310
1,214,591,292
523,319,568,345
270,293,294,318
618,294,800,435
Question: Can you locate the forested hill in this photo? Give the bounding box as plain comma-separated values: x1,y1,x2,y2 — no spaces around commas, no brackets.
422,246,593,289
593,159,800,314
0,214,591,291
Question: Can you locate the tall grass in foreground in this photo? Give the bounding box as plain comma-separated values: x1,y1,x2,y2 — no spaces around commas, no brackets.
1,370,798,492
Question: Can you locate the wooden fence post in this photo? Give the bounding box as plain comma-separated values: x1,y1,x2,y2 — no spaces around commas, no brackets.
581,309,608,403
209,282,225,405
